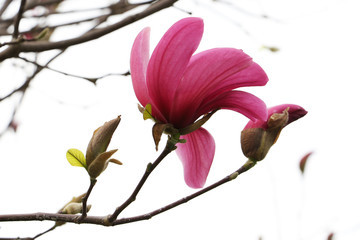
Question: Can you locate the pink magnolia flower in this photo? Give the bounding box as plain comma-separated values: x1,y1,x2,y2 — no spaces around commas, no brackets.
241,104,307,161
130,17,269,188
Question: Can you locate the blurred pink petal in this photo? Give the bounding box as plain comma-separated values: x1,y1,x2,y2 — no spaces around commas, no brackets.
176,128,215,188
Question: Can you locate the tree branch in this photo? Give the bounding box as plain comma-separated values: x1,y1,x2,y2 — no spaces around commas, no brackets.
0,50,65,102
0,159,257,227
17,56,130,84
0,0,178,62
24,0,64,11
12,0,27,39
79,179,97,221
113,159,256,225
0,0,12,18
107,137,177,222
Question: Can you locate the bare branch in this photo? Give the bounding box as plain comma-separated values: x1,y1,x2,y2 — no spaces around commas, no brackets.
13,0,27,39
107,137,176,222
0,0,178,62
114,160,256,225
0,0,12,18
0,92,25,138
0,2,141,37
24,0,64,11
78,179,97,221
0,50,65,102
17,56,130,84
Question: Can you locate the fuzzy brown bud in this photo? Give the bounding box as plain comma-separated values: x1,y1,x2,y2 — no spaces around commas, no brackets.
86,116,121,167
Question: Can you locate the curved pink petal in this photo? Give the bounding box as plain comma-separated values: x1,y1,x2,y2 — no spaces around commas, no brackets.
176,127,215,188
130,27,151,107
244,104,307,130
169,48,253,127
268,104,307,125
196,90,268,122
201,62,268,102
147,17,204,119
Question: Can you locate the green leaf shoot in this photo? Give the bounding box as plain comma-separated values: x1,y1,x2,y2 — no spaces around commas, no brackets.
66,148,87,168
143,103,153,120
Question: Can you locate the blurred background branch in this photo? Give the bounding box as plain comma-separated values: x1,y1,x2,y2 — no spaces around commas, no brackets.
0,0,178,137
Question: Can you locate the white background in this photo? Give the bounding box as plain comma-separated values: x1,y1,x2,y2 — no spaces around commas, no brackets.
1,0,360,239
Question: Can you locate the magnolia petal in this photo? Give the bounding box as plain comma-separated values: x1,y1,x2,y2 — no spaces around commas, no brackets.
267,104,308,126
197,90,268,122
176,128,215,188
130,27,151,107
170,48,253,127
147,17,204,119
201,62,269,103
244,104,308,130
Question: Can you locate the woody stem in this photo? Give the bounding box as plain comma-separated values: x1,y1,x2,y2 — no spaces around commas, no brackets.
107,137,177,222
79,178,97,220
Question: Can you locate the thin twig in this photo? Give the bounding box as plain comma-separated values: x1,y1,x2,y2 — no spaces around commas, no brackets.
0,50,65,102
114,159,256,225
0,0,179,61
79,179,97,221
17,56,129,84
12,0,27,39
107,137,177,222
0,0,152,35
32,225,57,239
0,0,12,18
24,0,64,11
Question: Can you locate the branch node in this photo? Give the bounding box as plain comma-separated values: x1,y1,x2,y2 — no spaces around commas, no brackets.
103,215,113,226
229,172,239,180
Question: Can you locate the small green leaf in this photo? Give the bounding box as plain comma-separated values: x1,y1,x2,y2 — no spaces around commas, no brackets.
66,148,87,168
143,103,153,120
35,28,50,40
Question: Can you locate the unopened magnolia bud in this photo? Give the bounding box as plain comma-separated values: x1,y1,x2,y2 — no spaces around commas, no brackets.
241,112,287,161
267,109,289,130
62,202,91,214
87,149,120,179
58,193,86,214
86,116,121,167
71,193,87,204
241,128,276,161
241,104,307,161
